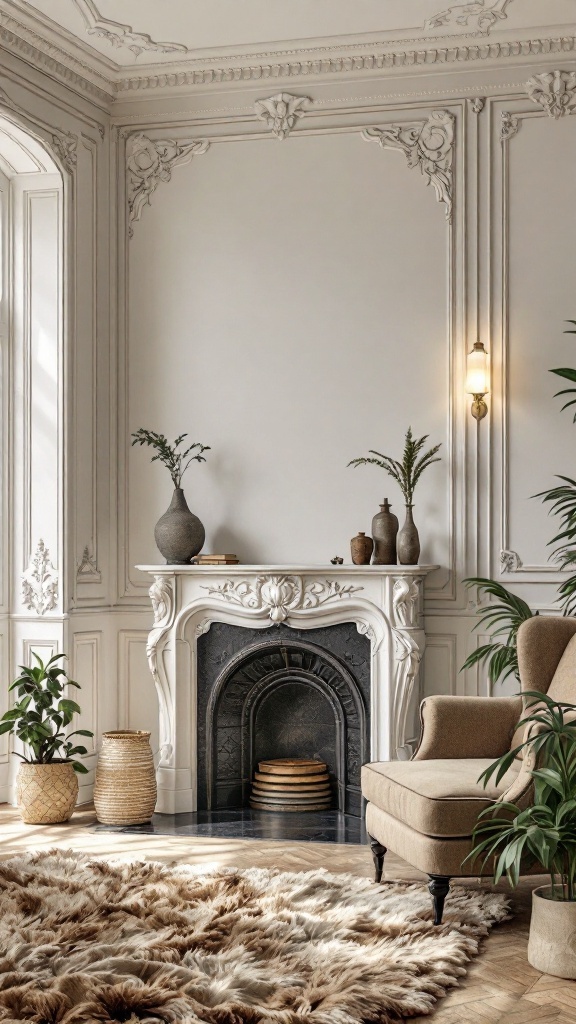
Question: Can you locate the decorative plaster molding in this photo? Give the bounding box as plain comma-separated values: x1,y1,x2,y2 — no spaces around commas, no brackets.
392,626,424,759
146,574,175,766
393,577,422,628
202,574,363,623
526,70,576,119
500,549,523,572
469,96,485,113
363,110,454,221
126,134,210,236
73,0,188,58
51,129,77,175
21,539,58,615
254,93,310,139
426,0,513,36
501,110,520,141
76,545,101,583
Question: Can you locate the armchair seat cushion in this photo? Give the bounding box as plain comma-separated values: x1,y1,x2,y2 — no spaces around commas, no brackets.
361,758,521,838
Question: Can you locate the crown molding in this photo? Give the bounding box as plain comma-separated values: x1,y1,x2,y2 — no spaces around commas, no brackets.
2,0,576,107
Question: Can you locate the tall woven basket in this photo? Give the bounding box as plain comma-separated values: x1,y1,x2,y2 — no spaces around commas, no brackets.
94,730,157,825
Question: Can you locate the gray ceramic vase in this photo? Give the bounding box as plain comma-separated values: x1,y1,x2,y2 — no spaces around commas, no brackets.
397,506,420,565
154,487,205,564
372,499,398,565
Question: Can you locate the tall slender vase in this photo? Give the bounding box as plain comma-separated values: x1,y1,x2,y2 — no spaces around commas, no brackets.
372,499,398,565
397,505,420,565
154,487,205,564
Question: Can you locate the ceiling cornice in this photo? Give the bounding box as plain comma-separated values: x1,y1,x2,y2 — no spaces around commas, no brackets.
1,1,576,107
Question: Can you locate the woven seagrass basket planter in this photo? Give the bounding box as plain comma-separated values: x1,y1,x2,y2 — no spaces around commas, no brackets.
16,761,78,825
94,730,157,825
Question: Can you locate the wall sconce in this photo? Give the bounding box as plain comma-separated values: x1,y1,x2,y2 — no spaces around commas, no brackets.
466,340,489,421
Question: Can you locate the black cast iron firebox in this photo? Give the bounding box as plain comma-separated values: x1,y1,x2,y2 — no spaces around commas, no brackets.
196,622,370,816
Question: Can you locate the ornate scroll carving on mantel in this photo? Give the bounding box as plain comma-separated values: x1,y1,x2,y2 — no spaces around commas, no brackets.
202,575,363,623
426,0,513,36
126,134,210,237
254,93,310,140
500,549,523,573
73,0,188,57
362,111,454,222
76,545,101,583
526,71,576,119
501,111,520,141
21,540,58,616
392,576,425,759
146,575,176,767
51,130,77,176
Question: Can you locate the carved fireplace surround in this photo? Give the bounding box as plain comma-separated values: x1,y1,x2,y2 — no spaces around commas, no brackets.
139,564,437,814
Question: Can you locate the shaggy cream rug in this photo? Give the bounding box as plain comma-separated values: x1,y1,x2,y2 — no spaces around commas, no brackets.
0,851,509,1024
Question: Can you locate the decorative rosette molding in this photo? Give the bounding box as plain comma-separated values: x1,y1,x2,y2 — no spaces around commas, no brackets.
21,539,58,615
469,97,485,114
526,70,576,119
362,110,455,222
500,549,523,572
73,0,188,57
126,134,210,237
501,111,520,141
426,0,513,36
254,93,310,139
202,574,363,623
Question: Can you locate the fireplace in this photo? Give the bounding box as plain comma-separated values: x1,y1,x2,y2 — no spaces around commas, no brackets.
140,564,436,814
197,622,370,815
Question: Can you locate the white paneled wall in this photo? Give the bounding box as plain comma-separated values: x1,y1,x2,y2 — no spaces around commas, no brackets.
1,29,576,798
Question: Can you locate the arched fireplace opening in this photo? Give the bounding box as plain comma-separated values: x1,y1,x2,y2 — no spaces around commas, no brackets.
197,623,370,816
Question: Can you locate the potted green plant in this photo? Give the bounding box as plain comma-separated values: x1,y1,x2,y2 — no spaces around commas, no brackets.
348,427,441,563
467,692,576,978
0,653,93,824
131,429,211,564
461,577,535,686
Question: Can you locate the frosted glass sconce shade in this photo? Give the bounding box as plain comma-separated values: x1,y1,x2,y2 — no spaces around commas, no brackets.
466,341,489,421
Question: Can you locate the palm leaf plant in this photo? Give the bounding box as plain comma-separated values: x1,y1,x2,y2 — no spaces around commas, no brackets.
131,429,210,488
0,653,93,773
461,578,535,686
348,426,441,505
535,321,576,614
466,692,576,900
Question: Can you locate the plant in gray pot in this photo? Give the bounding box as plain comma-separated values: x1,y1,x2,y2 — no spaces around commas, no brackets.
132,429,211,564
467,693,576,979
348,427,441,564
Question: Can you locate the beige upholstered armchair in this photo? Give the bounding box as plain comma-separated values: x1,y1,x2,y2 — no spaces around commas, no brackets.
361,616,576,924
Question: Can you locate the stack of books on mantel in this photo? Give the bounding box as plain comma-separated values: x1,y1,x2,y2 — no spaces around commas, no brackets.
194,554,240,565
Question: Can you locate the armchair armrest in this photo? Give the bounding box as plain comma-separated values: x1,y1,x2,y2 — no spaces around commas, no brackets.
413,694,522,761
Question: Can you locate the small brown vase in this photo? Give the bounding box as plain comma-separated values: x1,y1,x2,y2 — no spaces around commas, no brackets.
351,531,373,565
397,506,420,565
372,499,399,565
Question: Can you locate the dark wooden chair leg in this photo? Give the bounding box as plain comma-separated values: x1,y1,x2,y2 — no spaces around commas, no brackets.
368,834,387,883
428,875,451,925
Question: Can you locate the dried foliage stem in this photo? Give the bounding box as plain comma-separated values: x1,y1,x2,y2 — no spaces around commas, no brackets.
348,427,441,505
131,429,210,489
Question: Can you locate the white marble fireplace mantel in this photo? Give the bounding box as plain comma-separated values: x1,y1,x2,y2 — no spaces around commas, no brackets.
138,564,438,813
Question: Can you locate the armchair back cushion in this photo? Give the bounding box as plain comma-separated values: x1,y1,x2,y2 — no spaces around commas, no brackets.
512,617,576,753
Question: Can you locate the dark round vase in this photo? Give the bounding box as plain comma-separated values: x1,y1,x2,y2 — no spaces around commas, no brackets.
397,505,420,565
372,499,399,565
154,487,205,564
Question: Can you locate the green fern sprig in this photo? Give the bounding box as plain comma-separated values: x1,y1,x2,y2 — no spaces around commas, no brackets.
131,429,210,489
461,577,535,685
348,426,441,505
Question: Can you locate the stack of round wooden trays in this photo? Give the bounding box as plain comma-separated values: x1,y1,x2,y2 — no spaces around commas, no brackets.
250,758,331,812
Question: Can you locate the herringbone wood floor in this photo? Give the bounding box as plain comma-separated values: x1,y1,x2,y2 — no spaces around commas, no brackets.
0,804,574,1023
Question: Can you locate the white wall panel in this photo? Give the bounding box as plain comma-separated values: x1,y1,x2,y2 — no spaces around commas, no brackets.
118,630,159,755
127,130,452,584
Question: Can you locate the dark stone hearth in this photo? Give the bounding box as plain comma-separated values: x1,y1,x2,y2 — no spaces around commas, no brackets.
197,622,370,816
